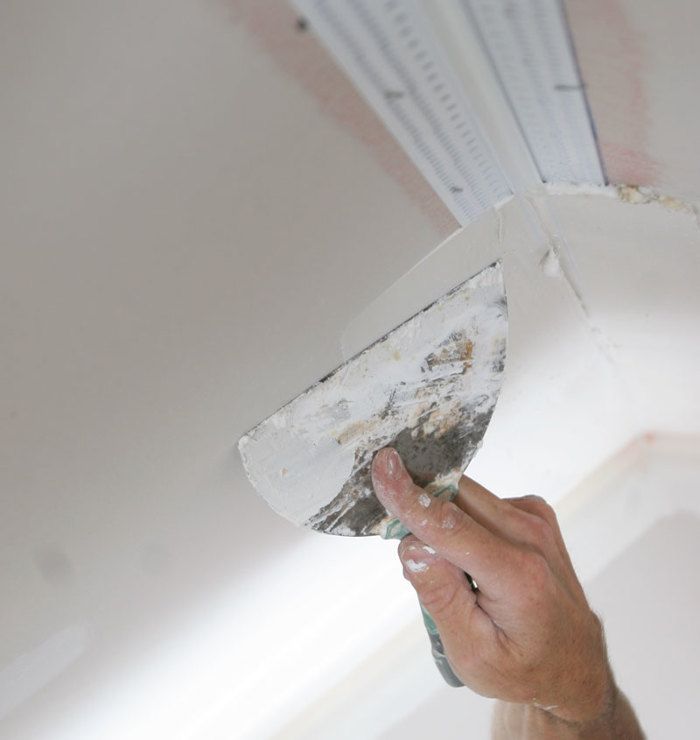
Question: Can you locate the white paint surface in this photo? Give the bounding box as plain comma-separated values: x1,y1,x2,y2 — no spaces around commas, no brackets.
0,625,89,721
2,1,700,738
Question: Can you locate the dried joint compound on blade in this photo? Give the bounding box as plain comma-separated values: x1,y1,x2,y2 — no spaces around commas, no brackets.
239,263,507,539
422,333,474,378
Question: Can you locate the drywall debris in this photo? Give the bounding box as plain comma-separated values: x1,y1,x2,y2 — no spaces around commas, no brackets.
616,186,700,233
616,185,698,218
540,246,562,278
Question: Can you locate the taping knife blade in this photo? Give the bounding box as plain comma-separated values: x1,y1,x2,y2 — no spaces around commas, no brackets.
238,261,507,537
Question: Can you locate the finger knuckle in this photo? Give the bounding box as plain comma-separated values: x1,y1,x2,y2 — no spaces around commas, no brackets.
522,493,548,508
436,500,469,537
524,512,554,546
419,579,462,619
520,550,551,589
523,495,558,525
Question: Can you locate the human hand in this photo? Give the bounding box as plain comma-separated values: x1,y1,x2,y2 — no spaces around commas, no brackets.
370,447,614,726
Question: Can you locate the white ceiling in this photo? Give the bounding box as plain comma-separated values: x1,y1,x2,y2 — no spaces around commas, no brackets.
2,1,699,738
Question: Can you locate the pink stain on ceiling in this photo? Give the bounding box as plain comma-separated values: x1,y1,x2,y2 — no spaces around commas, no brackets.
566,0,660,186
227,0,457,238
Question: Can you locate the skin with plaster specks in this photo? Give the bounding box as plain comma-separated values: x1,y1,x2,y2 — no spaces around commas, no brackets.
371,447,645,739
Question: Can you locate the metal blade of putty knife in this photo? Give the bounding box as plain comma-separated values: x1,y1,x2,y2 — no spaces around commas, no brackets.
238,262,508,538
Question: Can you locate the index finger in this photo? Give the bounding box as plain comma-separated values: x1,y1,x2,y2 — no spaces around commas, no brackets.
371,448,520,597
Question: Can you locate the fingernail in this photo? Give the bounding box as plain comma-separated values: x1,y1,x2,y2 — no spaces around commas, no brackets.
385,448,402,479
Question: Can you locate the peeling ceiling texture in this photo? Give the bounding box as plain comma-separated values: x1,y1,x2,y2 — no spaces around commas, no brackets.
1,1,699,738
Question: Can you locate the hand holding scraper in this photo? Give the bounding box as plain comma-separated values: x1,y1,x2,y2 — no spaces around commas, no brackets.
238,262,508,685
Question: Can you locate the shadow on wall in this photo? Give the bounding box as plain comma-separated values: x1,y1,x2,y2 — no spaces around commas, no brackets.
586,511,700,740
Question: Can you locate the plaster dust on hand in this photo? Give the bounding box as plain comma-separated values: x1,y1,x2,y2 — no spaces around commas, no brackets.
405,559,429,573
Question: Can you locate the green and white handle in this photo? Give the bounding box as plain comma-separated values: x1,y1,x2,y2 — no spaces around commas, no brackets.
383,483,469,688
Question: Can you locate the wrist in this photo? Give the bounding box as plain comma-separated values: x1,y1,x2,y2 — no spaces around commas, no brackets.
495,686,643,740
536,679,620,737
547,664,616,725
545,614,615,725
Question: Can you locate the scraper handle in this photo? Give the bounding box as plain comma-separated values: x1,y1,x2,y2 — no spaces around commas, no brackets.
384,508,471,688
420,604,464,687
419,570,478,687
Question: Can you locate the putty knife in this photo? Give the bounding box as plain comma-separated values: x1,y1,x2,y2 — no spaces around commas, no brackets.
238,262,507,684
